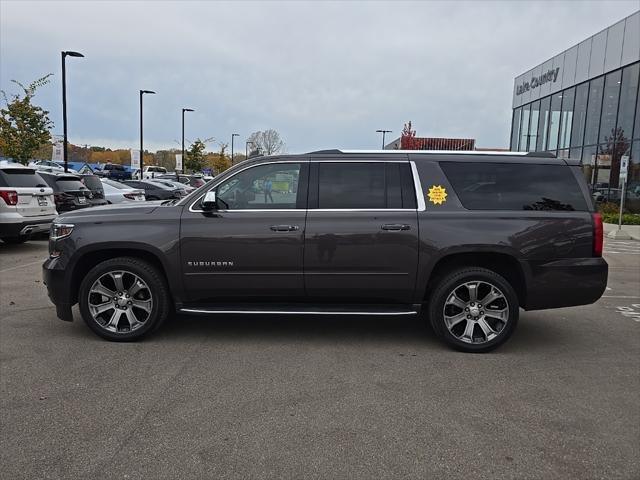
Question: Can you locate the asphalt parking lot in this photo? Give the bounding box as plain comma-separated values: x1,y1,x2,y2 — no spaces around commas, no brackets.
1,240,638,480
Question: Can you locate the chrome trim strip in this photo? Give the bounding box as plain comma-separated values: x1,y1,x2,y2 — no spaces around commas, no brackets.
410,161,426,212
180,308,418,316
340,149,529,155
309,209,415,212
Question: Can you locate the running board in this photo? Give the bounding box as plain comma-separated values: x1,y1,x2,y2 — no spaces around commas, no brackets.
179,304,420,316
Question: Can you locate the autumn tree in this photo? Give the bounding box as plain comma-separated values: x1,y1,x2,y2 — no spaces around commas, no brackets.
0,74,54,164
247,129,285,156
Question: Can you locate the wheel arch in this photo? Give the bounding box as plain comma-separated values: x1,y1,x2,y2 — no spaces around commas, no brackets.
424,251,528,307
68,245,177,306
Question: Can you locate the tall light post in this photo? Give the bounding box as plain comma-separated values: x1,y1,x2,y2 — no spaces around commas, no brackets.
376,129,392,150
61,50,84,173
139,90,155,176
181,108,194,173
231,133,239,165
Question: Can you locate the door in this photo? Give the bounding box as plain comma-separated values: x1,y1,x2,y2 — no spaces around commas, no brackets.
180,161,308,304
304,160,419,304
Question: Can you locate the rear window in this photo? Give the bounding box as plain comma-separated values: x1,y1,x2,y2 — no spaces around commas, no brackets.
56,177,86,192
81,176,102,190
0,169,48,188
440,162,587,211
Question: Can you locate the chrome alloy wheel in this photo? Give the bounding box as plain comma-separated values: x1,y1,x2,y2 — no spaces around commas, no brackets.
443,281,509,345
87,270,153,334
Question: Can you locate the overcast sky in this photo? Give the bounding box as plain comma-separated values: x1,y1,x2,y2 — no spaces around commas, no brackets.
1,1,638,153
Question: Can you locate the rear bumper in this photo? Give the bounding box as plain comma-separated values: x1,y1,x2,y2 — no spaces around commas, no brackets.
0,217,55,238
524,257,608,310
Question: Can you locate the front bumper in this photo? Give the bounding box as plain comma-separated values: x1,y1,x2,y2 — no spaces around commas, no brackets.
524,257,608,310
42,256,74,321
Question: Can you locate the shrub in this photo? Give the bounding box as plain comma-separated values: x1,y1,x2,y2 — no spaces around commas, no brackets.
601,213,640,225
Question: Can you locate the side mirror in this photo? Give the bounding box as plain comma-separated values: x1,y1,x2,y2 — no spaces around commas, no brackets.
201,190,218,210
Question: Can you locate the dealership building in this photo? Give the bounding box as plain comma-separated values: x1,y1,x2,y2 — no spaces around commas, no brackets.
510,11,639,196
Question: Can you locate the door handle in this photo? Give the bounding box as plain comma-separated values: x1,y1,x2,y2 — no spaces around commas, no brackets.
270,225,299,232
381,224,411,231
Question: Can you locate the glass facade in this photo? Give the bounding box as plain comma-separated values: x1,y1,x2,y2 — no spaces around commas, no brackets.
510,61,640,213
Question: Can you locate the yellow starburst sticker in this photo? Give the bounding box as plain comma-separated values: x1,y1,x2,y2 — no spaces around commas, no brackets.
427,185,447,205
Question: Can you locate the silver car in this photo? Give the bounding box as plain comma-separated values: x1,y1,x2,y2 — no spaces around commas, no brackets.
0,162,57,244
101,179,146,204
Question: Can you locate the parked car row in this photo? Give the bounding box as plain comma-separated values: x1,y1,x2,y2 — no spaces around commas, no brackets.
1,160,213,244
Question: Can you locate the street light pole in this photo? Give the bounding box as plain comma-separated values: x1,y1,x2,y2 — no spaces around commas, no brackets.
231,133,239,165
376,129,392,150
181,108,194,173
139,90,155,178
61,50,84,173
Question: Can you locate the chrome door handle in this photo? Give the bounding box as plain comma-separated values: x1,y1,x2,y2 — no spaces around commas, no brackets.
381,224,411,231
270,225,299,232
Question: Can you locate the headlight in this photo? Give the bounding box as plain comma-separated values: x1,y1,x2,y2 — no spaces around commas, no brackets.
50,223,74,240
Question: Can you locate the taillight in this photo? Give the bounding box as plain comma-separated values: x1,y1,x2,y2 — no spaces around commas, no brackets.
0,190,18,205
123,193,136,200
593,212,603,257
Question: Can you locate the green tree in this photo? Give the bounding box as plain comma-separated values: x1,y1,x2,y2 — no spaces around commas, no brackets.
185,138,207,173
0,74,54,164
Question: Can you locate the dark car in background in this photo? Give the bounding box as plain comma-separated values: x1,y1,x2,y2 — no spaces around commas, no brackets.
123,179,182,201
95,163,131,181
157,174,207,189
39,172,93,213
79,174,108,207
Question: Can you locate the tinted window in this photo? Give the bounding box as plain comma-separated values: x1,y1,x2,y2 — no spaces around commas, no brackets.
441,162,587,211
0,169,48,188
216,163,301,210
599,70,622,144
56,178,86,192
81,175,102,191
519,104,531,151
318,163,385,209
584,77,604,145
528,100,540,152
571,83,589,148
558,87,575,149
536,96,551,151
510,108,521,151
547,92,563,151
617,64,639,142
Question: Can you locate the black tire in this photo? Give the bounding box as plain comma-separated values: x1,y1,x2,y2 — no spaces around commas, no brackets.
78,257,172,341
428,268,519,353
1,236,28,244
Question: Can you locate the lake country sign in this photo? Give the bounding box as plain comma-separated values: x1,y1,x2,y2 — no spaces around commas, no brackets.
516,67,560,96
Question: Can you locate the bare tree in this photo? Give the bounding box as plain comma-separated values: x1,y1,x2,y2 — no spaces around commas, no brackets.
247,129,285,156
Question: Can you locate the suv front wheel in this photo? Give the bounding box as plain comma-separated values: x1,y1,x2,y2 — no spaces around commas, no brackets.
78,257,171,341
428,268,519,353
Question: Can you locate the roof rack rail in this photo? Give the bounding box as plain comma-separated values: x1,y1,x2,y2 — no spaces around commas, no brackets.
524,151,556,158
307,149,342,155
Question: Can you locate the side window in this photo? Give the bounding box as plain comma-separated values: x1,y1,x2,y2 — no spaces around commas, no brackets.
315,162,416,209
216,163,302,210
440,162,588,211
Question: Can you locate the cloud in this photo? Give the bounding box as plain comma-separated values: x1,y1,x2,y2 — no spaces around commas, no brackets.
1,0,638,152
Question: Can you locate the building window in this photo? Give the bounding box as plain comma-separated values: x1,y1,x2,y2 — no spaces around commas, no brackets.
571,83,590,148
536,96,551,151
617,64,639,142
519,104,531,152
510,108,522,151
528,100,541,152
548,92,563,151
559,87,575,149
584,76,604,146
599,70,622,145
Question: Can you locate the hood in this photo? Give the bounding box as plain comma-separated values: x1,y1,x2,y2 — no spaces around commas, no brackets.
55,200,167,223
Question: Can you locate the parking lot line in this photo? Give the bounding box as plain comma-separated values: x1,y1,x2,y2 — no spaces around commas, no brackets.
0,259,43,273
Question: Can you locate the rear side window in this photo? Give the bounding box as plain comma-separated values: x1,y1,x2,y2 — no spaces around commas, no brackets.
440,162,587,211
316,162,416,209
0,169,48,188
81,176,102,190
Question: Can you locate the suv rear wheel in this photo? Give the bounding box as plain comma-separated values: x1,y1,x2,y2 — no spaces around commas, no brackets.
78,257,171,341
428,268,519,353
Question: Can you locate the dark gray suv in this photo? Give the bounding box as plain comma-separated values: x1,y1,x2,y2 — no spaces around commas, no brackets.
43,150,608,352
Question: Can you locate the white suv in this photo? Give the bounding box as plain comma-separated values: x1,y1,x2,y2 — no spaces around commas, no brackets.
0,162,57,244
